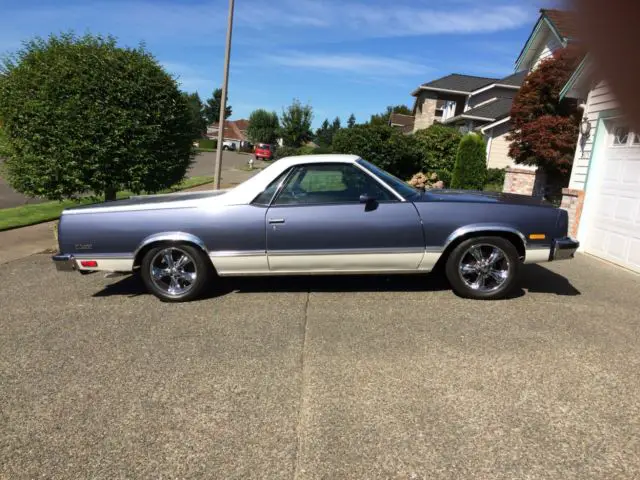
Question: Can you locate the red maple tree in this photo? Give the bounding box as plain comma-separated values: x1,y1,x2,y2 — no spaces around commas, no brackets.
508,47,584,179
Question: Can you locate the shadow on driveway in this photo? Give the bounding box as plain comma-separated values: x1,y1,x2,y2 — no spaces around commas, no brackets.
93,264,581,300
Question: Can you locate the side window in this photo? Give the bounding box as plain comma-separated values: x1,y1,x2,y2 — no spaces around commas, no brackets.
252,170,291,205
273,164,395,205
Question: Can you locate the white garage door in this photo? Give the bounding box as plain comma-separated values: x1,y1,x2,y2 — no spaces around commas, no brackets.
583,123,640,273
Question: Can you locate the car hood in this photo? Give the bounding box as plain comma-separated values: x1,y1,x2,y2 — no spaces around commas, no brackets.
416,189,554,207
62,189,231,215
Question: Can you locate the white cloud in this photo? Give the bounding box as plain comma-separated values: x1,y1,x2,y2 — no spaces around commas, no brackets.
265,52,432,77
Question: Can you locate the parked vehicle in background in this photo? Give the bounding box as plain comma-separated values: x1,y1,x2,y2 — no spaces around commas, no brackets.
52,154,578,302
254,143,275,160
222,140,237,151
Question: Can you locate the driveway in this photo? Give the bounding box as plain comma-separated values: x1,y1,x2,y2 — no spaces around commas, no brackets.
1,255,639,478
0,151,251,209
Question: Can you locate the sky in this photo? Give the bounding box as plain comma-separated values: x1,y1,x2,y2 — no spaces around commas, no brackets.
0,0,561,128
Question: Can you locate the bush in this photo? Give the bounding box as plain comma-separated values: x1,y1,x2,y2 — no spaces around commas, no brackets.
486,168,506,187
435,169,452,188
407,172,444,190
332,124,419,178
451,133,487,190
273,146,299,160
197,138,217,149
310,145,333,154
0,33,195,201
297,145,317,155
413,124,462,173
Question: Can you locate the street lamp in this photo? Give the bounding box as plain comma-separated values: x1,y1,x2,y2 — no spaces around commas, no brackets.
214,0,235,190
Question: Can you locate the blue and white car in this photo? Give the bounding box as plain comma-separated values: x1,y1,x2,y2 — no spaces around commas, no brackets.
53,154,578,301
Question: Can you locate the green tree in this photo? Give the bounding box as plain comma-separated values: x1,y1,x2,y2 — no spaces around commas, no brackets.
451,133,487,190
369,105,412,125
204,88,232,124
412,123,463,181
246,109,279,144
314,118,333,147
332,124,419,179
280,99,313,147
0,33,195,202
331,116,341,132
347,113,356,128
183,92,207,138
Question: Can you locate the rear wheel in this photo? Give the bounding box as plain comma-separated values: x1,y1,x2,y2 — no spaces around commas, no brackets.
141,244,212,302
445,236,520,300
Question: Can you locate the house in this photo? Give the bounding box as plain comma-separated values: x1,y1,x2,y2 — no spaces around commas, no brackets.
206,119,250,148
558,56,640,273
502,9,579,197
388,113,415,134
410,71,526,169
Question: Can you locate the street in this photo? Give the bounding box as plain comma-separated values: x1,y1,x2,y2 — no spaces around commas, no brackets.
1,254,639,479
0,151,253,209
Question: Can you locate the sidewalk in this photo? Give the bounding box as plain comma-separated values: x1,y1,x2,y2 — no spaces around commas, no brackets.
0,166,264,264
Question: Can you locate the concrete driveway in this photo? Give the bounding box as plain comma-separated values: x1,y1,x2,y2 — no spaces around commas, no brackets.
0,151,252,209
1,254,639,479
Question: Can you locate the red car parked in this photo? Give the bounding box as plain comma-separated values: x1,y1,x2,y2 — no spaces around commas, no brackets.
254,143,275,161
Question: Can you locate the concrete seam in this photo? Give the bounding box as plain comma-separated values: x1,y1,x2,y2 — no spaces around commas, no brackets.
292,290,310,480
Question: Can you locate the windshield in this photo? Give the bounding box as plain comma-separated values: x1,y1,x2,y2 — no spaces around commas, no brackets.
356,159,419,200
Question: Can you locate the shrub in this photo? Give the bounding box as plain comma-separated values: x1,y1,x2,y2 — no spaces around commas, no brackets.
0,33,195,201
408,172,444,190
451,133,487,190
413,124,463,173
310,145,332,154
486,168,506,187
332,124,420,178
435,169,452,188
296,145,317,155
247,109,279,144
197,138,217,149
273,146,299,160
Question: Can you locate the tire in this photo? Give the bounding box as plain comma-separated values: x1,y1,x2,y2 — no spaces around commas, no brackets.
445,236,520,300
141,243,212,302
223,145,229,151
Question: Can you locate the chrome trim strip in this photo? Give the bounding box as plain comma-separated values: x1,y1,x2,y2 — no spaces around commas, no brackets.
444,224,528,249
133,232,208,259
73,253,134,259
209,250,266,257
219,268,424,277
524,247,552,264
267,247,428,256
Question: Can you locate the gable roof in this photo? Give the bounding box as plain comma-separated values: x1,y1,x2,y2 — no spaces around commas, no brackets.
389,113,415,134
444,97,513,124
416,74,498,95
515,9,577,71
234,119,249,131
498,70,528,87
208,120,247,141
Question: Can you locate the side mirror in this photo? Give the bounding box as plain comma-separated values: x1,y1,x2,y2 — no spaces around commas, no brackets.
359,193,378,211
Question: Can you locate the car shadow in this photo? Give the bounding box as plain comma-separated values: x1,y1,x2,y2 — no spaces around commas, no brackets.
92,264,580,300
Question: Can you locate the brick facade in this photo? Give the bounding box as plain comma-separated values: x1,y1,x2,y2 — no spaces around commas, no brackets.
560,188,586,238
502,167,547,196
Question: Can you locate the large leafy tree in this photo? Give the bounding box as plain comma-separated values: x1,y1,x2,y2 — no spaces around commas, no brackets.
369,105,412,126
412,123,462,174
332,124,420,179
204,88,232,124
0,33,196,202
183,92,207,138
246,109,279,144
508,47,583,179
280,99,313,147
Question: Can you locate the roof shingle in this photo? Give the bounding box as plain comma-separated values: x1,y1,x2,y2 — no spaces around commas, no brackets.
421,74,499,93
498,70,528,87
446,97,513,124
542,9,578,40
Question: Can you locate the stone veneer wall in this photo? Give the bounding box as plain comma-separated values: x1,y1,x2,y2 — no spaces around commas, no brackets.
502,167,547,196
560,188,586,238
412,91,438,132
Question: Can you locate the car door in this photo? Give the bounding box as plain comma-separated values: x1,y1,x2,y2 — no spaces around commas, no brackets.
265,162,425,273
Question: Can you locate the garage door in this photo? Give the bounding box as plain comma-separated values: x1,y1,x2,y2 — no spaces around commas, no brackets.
583,123,640,273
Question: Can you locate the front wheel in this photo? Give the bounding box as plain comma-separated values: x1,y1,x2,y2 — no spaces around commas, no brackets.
445,236,520,300
141,244,212,302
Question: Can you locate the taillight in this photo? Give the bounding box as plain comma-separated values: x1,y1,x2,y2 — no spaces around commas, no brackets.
80,260,98,268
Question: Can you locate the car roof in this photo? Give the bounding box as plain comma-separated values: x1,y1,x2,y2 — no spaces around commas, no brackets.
274,154,361,168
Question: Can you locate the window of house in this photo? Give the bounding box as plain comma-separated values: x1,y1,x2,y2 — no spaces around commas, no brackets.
613,126,630,146
633,133,640,146
273,164,395,206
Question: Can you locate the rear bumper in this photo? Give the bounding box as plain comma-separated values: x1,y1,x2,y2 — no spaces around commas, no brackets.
550,237,579,261
52,253,77,272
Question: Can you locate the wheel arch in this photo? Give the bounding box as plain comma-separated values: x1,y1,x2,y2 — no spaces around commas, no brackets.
434,225,527,270
133,232,210,269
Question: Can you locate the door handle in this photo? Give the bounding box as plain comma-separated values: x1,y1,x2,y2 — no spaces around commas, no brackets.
268,218,285,224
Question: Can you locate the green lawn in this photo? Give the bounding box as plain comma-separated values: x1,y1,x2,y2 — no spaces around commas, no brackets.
0,176,215,232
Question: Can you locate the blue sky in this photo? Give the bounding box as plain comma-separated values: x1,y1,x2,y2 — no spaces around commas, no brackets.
1,0,559,128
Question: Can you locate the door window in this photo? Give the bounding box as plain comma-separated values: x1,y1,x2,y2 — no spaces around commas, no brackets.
252,169,291,205
273,164,395,205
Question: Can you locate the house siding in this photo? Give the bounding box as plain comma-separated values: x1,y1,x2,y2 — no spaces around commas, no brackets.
531,35,562,70
467,87,517,110
568,81,619,190
486,122,516,169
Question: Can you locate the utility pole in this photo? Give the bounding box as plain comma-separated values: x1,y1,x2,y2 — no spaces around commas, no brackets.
214,0,235,190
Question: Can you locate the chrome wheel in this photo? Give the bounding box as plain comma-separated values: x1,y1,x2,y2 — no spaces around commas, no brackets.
149,247,197,297
458,244,510,293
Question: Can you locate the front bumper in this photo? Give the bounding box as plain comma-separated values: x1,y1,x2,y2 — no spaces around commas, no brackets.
550,237,579,261
52,253,77,272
